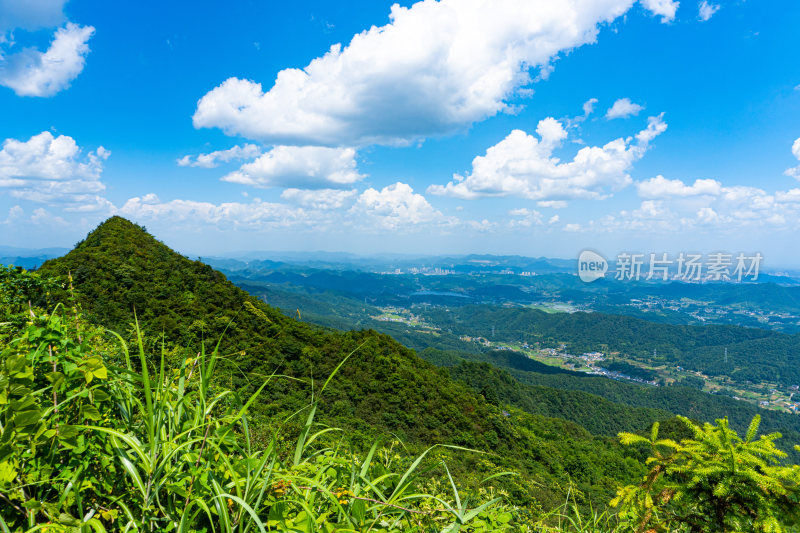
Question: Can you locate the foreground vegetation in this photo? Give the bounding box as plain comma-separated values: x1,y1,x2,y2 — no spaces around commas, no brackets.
1,299,516,531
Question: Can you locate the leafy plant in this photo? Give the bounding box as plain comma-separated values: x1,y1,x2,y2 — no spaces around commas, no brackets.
612,416,800,532
0,302,511,532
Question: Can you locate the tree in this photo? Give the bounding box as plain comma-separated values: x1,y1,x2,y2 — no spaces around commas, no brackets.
612,415,800,532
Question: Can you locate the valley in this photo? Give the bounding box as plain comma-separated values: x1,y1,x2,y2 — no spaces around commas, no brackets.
214,259,800,417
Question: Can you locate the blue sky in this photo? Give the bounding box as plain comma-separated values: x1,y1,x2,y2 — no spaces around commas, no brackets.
1,0,799,265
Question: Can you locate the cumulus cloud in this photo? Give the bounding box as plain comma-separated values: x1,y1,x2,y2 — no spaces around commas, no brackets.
118,183,454,233
354,182,450,229
0,205,24,226
696,206,718,223
563,97,599,130
427,114,667,201
582,98,599,117
119,196,313,230
640,0,679,22
605,97,644,119
698,1,720,21
0,131,110,209
636,175,722,198
222,145,364,189
177,144,261,168
538,200,568,208
193,0,672,147
775,188,800,203
0,131,107,180
509,207,543,227
587,177,800,234
0,22,94,97
281,188,358,209
785,137,800,179
29,206,66,227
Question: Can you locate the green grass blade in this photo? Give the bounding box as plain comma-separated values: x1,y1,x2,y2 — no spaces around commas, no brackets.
214,494,267,533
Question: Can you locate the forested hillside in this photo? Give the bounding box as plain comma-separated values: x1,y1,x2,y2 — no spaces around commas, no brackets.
421,305,800,385
448,361,674,436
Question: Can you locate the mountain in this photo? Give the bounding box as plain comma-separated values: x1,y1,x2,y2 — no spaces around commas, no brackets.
0,245,68,269
0,245,68,256
36,217,647,509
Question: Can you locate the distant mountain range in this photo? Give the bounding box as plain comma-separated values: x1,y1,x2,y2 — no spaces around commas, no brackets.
2,242,798,285
0,245,69,269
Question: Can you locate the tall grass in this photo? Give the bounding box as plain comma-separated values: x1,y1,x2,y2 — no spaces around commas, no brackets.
0,308,512,532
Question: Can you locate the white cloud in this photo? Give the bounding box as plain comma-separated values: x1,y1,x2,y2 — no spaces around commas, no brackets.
0,0,66,33
775,189,800,203
509,207,543,227
587,178,800,234
563,98,598,132
583,98,599,117
222,145,364,189
466,218,497,231
118,184,455,234
641,0,679,22
0,131,107,181
0,204,23,225
119,196,313,230
354,182,450,229
0,23,94,97
605,97,644,119
60,195,114,213
636,113,669,143
537,200,568,208
30,206,65,226
786,137,800,179
698,1,720,21
0,131,110,209
177,144,261,168
636,175,722,198
193,0,671,147
427,114,667,201
696,206,718,223
536,117,569,149
281,188,358,209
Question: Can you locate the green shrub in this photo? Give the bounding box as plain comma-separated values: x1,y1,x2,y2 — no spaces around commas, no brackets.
0,306,510,532
612,416,800,532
